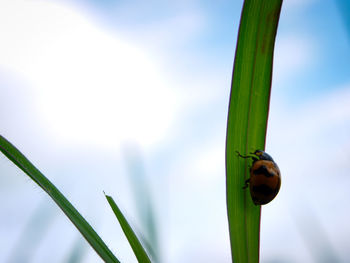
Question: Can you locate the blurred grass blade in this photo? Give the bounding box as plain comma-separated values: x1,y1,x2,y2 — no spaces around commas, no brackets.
293,204,340,263
335,0,350,39
137,232,158,263
122,144,159,262
226,1,283,262
65,236,88,263
0,135,119,263
105,194,152,263
7,200,56,263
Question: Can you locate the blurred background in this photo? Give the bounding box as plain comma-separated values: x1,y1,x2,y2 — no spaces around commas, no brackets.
0,0,349,262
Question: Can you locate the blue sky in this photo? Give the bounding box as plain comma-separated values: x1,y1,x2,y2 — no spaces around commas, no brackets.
0,0,349,262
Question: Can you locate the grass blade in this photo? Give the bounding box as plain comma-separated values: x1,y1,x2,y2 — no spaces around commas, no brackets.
225,1,283,262
105,194,152,263
6,200,56,263
65,236,88,263
122,145,159,262
0,135,119,263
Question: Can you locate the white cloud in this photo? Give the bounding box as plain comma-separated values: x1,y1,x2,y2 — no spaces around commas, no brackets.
133,11,205,48
0,0,179,149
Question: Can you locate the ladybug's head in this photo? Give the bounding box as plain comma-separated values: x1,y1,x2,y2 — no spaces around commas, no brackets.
254,150,274,162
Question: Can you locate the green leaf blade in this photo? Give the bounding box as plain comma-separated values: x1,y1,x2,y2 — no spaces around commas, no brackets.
122,146,160,262
105,194,152,263
0,135,119,263
226,1,283,262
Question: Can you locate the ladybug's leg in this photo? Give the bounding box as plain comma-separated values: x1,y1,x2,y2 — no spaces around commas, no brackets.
236,151,251,159
236,151,258,162
242,178,250,189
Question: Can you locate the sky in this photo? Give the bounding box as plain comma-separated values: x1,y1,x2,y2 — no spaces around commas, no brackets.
0,0,349,262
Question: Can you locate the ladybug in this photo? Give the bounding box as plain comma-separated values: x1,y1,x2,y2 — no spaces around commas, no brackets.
237,150,281,205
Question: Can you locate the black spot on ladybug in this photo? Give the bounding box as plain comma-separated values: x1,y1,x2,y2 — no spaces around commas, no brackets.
252,165,274,177
252,184,275,196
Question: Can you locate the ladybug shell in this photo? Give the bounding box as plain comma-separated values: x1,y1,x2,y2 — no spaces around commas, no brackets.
249,159,281,205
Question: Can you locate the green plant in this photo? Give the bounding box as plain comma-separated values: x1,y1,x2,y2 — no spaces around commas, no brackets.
0,135,121,263
0,0,283,262
226,0,283,262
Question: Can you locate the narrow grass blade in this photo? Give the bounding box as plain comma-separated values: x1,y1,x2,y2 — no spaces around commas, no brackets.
336,0,350,38
65,236,88,263
105,194,152,263
122,145,159,262
0,135,119,263
6,200,56,263
226,1,283,262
